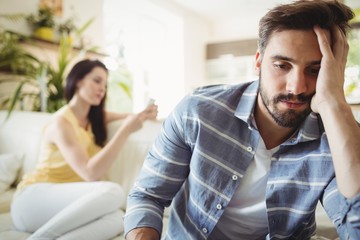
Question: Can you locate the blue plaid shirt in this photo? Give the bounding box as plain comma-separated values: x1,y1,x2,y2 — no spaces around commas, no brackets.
124,80,360,240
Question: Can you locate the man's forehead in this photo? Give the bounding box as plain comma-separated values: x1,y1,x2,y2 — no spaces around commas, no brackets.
261,29,323,64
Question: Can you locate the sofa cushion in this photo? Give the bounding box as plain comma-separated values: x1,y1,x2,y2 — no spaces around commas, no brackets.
0,189,15,213
0,212,29,239
0,154,23,194
0,111,52,177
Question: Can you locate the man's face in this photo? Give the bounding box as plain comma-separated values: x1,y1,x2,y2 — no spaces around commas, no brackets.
255,29,322,128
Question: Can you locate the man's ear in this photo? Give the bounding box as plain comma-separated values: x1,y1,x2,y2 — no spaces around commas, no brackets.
254,51,262,76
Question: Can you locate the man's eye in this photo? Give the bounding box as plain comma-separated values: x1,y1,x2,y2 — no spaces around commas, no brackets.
273,63,288,70
307,67,320,76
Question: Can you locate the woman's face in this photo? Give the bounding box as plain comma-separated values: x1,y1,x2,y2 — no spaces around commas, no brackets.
76,66,107,106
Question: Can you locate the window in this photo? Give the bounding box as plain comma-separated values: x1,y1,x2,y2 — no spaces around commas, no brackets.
345,22,360,104
103,0,184,118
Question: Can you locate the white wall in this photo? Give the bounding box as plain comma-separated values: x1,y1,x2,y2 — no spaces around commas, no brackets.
149,0,211,90
0,0,37,36
200,0,288,43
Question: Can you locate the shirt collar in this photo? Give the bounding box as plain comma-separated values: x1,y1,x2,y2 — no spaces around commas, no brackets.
234,80,259,127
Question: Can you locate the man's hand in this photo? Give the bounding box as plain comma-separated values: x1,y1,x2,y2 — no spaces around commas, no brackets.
312,25,360,198
125,227,160,240
311,25,349,113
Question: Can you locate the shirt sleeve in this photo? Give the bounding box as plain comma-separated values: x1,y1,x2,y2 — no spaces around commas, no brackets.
344,193,360,239
123,95,193,237
322,177,360,239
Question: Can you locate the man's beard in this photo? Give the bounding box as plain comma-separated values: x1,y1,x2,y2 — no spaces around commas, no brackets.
259,76,314,128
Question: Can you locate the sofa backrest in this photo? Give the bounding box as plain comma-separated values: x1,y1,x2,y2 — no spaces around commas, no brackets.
105,119,163,209
0,110,52,176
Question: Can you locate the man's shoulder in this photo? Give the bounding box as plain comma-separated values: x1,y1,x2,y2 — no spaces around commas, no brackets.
173,80,258,117
191,81,256,98
173,81,257,118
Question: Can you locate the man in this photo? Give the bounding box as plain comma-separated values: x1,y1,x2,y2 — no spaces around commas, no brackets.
124,0,360,239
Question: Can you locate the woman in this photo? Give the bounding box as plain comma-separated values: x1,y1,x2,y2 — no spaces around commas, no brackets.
10,59,158,240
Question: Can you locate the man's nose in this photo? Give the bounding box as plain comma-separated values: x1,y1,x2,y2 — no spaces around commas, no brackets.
286,70,308,95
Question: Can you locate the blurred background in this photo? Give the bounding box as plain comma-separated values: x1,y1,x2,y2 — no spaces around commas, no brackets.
0,0,359,119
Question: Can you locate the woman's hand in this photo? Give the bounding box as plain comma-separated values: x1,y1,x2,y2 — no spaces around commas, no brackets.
140,103,158,121
121,114,146,135
121,104,158,134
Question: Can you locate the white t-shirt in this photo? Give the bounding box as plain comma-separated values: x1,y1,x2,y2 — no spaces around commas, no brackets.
209,137,279,240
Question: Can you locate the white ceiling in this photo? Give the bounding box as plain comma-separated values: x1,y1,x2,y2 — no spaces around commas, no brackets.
168,0,360,22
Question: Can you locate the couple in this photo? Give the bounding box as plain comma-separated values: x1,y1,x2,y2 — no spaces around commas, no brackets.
11,0,360,239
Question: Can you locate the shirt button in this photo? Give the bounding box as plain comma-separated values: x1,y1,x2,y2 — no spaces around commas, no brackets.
216,203,222,210
202,228,208,233
247,146,253,152
232,175,238,180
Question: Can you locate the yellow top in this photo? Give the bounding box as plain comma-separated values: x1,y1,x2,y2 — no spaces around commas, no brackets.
16,105,102,191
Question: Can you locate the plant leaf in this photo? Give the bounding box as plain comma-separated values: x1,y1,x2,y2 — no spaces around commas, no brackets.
75,17,95,36
6,81,26,119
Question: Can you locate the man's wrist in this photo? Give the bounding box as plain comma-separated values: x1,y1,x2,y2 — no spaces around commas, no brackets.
317,99,351,116
125,227,160,240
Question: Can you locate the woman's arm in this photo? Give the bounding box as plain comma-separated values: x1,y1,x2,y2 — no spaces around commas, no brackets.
105,104,158,124
45,112,146,181
105,111,130,123
45,104,157,181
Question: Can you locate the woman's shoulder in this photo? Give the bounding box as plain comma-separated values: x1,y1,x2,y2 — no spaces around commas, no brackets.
53,105,70,118
52,105,79,126
42,112,73,145
45,106,74,133
48,112,72,130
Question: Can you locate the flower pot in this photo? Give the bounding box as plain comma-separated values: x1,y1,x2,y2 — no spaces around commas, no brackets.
34,27,54,41
64,35,73,46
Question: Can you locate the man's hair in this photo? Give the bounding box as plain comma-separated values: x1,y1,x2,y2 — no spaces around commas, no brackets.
258,0,354,54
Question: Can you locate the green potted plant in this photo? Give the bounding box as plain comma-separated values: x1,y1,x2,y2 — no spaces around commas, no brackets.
1,17,99,117
57,18,76,45
26,7,55,41
0,31,41,116
0,31,39,74
58,18,76,35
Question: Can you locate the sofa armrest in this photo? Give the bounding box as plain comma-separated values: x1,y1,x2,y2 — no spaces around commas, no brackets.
0,189,15,214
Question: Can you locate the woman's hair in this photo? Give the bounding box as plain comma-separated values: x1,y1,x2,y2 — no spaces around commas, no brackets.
258,0,354,55
65,59,108,147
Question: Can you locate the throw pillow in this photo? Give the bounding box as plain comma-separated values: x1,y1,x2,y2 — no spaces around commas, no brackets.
0,153,23,194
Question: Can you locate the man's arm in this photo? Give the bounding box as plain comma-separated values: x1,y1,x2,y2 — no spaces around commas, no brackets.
126,227,159,240
124,97,193,238
312,25,360,198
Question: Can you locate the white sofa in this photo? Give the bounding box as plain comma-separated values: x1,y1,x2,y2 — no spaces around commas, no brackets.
0,110,340,240
0,110,164,240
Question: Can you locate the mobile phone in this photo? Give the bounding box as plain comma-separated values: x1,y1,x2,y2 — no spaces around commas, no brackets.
147,98,155,106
